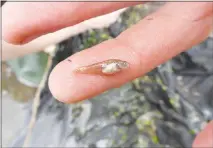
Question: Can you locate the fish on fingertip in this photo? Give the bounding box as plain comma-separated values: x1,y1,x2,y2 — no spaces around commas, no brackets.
74,59,129,75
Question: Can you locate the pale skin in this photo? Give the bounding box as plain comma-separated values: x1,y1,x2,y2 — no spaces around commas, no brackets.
2,2,213,147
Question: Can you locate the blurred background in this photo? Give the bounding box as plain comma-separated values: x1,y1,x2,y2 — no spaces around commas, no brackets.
2,2,213,147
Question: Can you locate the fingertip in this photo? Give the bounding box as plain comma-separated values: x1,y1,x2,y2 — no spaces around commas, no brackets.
2,31,24,45
47,39,139,104
48,59,104,103
48,61,75,103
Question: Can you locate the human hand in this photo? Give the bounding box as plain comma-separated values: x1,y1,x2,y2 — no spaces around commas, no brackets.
2,2,213,147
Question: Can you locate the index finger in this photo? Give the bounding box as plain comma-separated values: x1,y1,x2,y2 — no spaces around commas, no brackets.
49,2,213,103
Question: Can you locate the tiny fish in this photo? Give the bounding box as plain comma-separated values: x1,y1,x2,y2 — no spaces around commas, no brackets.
74,59,129,75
